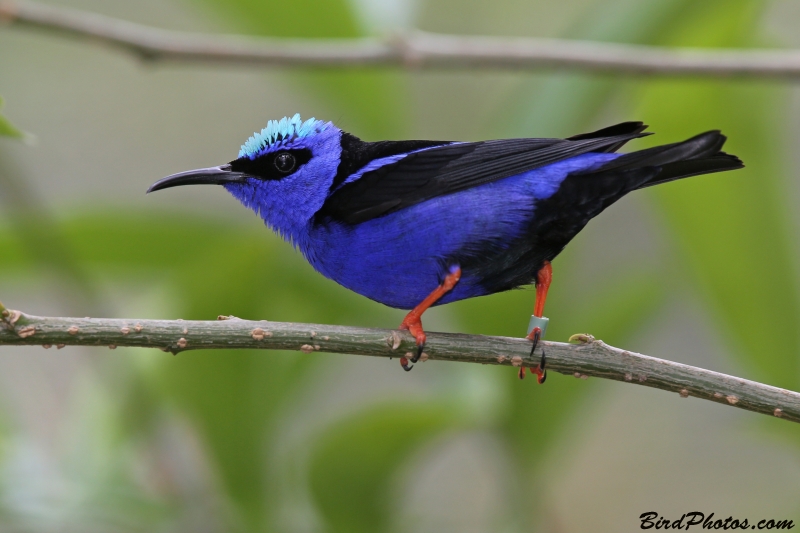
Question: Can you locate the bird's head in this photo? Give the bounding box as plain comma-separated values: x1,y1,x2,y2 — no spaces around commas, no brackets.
148,114,341,243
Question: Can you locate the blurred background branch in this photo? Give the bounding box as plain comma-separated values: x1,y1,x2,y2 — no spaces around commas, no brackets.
3,0,800,77
2,304,799,424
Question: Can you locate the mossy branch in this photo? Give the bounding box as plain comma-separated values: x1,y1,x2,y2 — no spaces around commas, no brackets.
2,301,798,424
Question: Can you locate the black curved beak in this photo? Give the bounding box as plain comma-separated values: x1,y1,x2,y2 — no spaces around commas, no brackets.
147,164,248,193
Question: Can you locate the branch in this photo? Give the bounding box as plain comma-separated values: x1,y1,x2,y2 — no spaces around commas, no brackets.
3,1,800,78
2,302,799,424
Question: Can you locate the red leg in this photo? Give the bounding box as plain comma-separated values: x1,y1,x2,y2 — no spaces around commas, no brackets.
533,260,552,318
398,266,462,371
521,261,552,384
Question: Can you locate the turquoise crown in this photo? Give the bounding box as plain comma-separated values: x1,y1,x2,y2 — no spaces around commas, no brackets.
239,114,327,159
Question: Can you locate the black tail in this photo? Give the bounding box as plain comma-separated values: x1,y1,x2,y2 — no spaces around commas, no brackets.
469,127,742,295
595,130,744,188
567,121,651,154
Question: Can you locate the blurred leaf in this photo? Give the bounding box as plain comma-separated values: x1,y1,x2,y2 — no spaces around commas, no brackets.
502,0,701,138
0,209,399,325
634,0,799,388
191,0,407,138
155,349,313,532
0,208,400,531
308,402,461,533
452,267,665,444
197,0,360,38
466,274,664,533
0,96,23,139
152,220,400,531
0,149,100,314
0,210,253,271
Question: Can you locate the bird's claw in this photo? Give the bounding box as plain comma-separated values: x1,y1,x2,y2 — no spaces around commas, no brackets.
399,336,423,370
399,324,426,366
400,356,413,371
410,339,425,364
534,350,547,384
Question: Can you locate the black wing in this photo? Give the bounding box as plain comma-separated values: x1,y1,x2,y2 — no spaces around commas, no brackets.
317,122,649,225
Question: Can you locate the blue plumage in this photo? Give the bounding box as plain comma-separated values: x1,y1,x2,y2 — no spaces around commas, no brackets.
148,115,742,372
225,122,341,245
304,151,619,309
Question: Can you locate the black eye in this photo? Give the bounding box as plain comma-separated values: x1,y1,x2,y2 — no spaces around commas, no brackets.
230,148,311,180
274,152,296,173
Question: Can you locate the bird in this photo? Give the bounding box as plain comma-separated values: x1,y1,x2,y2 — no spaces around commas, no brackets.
148,114,743,379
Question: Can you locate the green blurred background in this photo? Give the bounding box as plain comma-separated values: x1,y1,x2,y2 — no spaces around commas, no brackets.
1,0,800,531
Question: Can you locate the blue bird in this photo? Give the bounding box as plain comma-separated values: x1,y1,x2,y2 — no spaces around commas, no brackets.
148,114,742,378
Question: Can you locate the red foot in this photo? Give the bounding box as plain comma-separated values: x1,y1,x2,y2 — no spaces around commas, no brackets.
398,266,462,370
518,363,546,384
399,317,427,348
520,326,546,384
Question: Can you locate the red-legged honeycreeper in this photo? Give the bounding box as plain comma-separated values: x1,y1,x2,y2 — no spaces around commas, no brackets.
148,114,743,374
